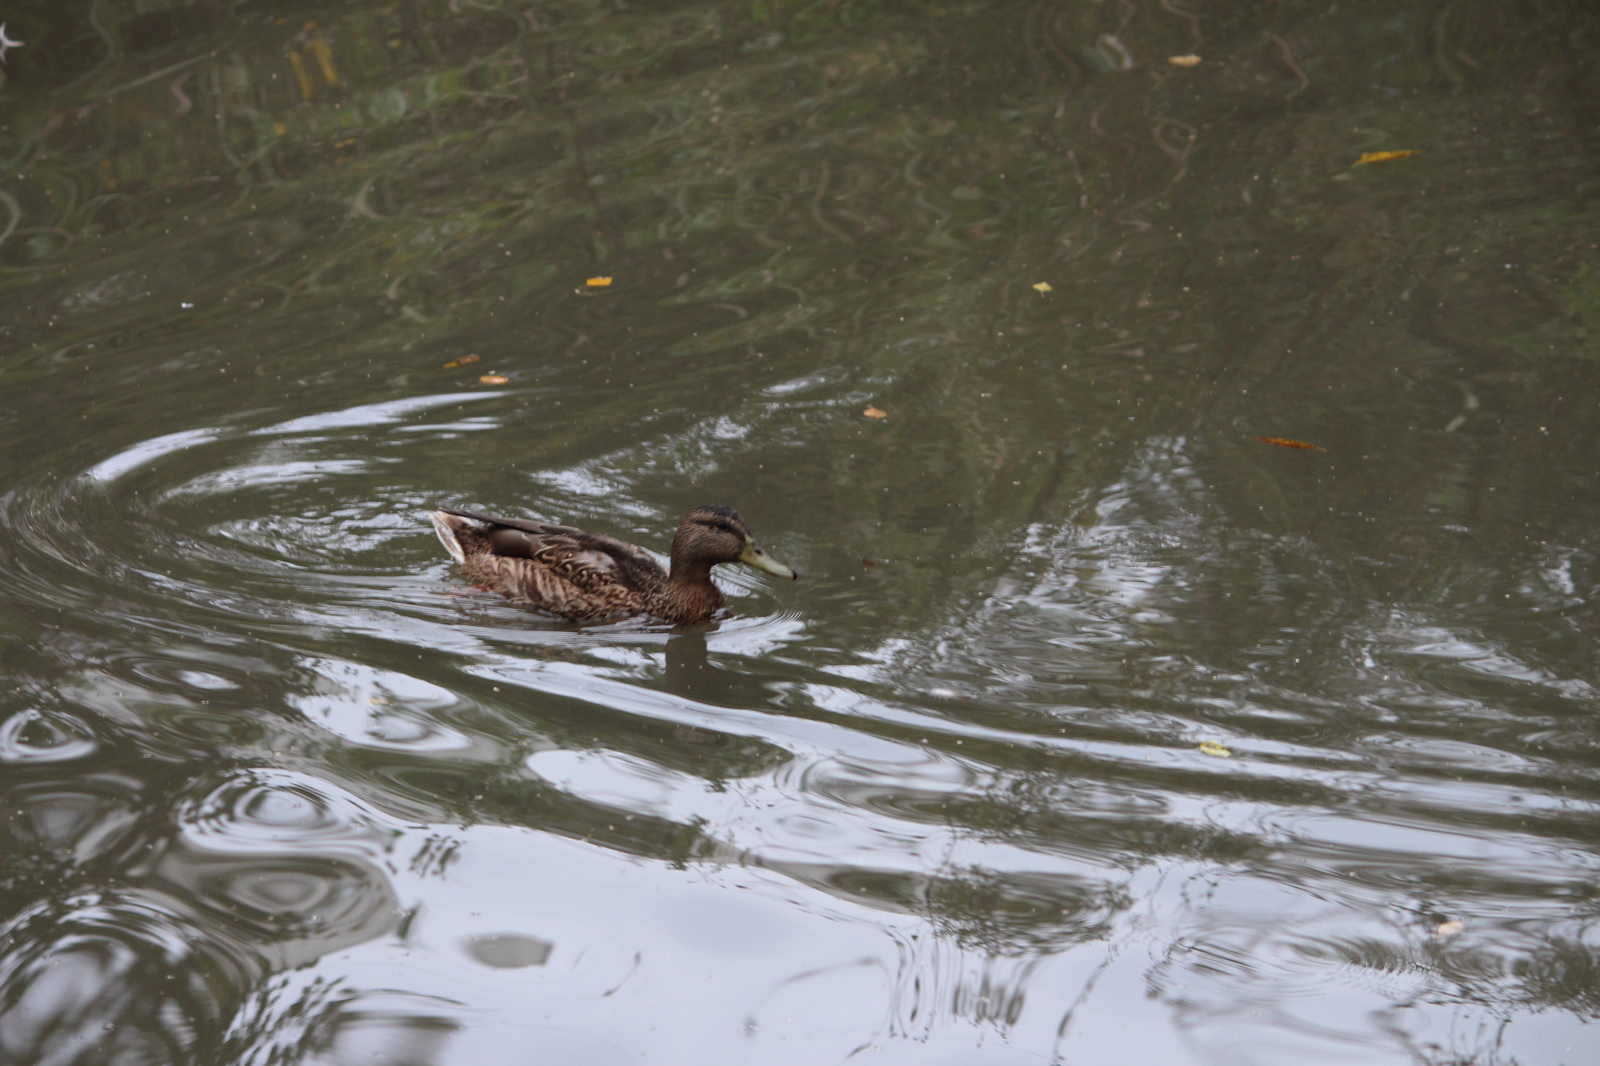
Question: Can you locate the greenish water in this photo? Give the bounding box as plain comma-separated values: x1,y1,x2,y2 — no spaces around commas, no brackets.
2,1,1598,1063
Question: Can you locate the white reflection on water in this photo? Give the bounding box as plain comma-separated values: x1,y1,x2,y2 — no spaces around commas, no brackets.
84,427,224,482
288,658,474,753
251,392,501,436
83,393,505,486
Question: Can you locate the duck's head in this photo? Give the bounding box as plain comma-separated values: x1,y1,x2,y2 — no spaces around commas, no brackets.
670,505,797,579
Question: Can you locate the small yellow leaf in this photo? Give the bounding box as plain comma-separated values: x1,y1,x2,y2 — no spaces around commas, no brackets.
1436,920,1464,937
1168,54,1202,67
586,276,613,287
1254,436,1325,452
479,374,509,385
288,51,315,99
273,122,288,136
1032,281,1052,294
1354,150,1421,166
1199,741,1232,758
310,37,339,89
863,406,888,420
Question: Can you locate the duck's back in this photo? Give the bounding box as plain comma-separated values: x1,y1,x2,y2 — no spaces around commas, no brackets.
431,508,670,620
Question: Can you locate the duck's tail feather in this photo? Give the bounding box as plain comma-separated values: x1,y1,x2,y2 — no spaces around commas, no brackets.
429,509,471,564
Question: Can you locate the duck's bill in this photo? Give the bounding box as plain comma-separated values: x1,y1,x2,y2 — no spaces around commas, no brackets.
740,541,798,580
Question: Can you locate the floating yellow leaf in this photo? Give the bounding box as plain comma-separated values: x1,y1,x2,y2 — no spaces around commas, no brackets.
1354,150,1421,166
1032,281,1052,294
479,374,509,385
442,354,480,369
310,37,339,88
1254,436,1325,452
1168,55,1202,67
863,406,888,419
288,51,315,99
586,276,613,287
1199,741,1232,758
1435,920,1464,937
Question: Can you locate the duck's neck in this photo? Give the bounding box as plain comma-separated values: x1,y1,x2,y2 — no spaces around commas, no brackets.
667,557,715,588
664,559,724,619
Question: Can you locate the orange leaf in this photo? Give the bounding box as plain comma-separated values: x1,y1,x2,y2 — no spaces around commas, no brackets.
479,374,509,385
443,353,480,369
863,406,888,419
1353,150,1420,166
1254,436,1324,451
586,276,613,287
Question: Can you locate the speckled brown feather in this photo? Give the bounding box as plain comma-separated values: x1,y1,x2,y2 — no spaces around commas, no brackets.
430,507,754,624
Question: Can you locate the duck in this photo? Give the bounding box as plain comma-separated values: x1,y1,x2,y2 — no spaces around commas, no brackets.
429,504,797,624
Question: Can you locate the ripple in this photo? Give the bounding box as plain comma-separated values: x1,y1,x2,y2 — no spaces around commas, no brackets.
84,428,224,483
804,753,976,822
160,847,397,963
0,710,98,764
287,659,472,752
249,392,496,437
2,774,142,862
0,892,261,1064
159,772,399,963
179,770,388,853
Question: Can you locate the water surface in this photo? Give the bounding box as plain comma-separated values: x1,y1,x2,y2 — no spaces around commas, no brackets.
2,1,1599,1063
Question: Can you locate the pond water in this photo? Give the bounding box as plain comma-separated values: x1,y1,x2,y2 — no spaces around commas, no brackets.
2,1,1598,1063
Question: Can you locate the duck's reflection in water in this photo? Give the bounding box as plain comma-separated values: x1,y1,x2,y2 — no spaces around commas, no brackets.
662,628,787,714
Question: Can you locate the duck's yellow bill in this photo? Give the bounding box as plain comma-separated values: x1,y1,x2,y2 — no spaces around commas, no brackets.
740,541,797,580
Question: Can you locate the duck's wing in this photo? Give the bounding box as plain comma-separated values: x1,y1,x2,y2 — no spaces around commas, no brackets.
460,550,638,621
435,507,667,592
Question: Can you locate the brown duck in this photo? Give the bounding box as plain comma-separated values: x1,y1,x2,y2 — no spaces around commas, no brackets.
429,505,797,623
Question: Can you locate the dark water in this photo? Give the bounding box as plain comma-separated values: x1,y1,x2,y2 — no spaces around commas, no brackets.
2,1,1598,1063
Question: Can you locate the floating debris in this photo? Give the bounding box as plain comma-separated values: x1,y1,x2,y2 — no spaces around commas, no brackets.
479,374,509,385
1354,150,1421,166
863,406,888,420
1168,55,1201,67
1254,436,1325,451
586,277,613,287
1199,741,1232,758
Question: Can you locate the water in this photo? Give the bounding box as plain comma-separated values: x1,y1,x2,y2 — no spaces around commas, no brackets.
2,1,1598,1063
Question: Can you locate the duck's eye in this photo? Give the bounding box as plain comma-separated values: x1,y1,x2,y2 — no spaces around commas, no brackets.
714,521,734,533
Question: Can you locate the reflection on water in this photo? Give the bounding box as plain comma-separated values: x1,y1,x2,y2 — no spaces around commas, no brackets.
2,0,1599,1063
